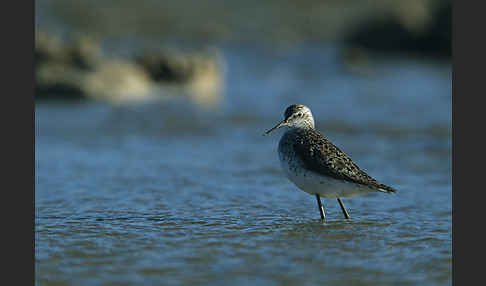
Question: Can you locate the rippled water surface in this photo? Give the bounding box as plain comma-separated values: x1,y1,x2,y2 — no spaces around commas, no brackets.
35,45,452,285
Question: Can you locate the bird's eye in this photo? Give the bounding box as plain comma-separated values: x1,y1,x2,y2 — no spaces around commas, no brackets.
297,113,303,117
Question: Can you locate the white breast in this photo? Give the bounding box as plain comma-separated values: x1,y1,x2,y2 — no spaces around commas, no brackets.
278,148,373,198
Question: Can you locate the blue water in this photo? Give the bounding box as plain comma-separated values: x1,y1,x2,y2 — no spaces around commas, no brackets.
35,45,451,286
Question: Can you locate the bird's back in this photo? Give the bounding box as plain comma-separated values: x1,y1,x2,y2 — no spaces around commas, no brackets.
279,128,397,193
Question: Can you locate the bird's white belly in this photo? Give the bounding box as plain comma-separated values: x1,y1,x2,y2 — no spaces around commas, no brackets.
279,152,373,198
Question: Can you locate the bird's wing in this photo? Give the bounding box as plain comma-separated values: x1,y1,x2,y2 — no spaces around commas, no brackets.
293,129,396,193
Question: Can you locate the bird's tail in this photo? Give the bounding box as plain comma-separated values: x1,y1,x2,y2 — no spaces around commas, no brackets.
377,183,397,194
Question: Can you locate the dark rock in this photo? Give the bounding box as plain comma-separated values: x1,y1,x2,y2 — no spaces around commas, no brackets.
135,50,194,83
35,82,85,101
35,61,85,100
344,0,451,59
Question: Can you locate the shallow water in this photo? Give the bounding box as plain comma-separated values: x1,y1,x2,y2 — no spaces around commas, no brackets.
35,45,451,286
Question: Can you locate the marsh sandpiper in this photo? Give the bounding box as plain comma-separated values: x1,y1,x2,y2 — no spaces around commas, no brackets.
264,104,397,221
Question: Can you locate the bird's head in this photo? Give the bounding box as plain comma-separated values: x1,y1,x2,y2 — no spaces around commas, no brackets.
264,104,315,135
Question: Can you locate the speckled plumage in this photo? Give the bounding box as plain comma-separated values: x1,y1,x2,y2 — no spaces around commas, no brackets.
278,127,397,195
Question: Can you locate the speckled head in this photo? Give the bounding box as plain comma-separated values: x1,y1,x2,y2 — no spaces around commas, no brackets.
264,104,315,135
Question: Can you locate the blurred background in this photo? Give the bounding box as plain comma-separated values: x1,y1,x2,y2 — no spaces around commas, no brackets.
35,0,451,285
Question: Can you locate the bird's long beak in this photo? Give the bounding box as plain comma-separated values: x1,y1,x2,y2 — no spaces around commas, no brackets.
263,120,287,136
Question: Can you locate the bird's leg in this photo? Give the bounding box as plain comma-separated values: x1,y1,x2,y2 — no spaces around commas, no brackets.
315,194,326,221
337,198,350,219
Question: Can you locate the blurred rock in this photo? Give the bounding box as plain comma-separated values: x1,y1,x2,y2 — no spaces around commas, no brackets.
35,30,102,70
185,52,225,108
35,30,69,66
35,62,85,100
35,30,104,100
68,34,103,71
35,30,225,107
135,49,224,108
343,0,451,59
135,50,193,83
82,60,153,102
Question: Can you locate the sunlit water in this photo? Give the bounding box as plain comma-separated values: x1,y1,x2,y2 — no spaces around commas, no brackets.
35,45,451,286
